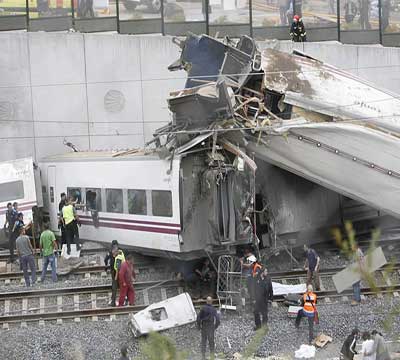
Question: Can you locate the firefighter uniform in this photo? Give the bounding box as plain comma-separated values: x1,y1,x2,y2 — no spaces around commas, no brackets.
295,289,317,344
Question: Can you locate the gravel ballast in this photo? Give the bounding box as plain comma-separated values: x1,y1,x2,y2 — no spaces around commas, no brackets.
0,297,399,359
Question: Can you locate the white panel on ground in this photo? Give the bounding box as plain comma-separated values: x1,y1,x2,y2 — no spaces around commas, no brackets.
332,246,387,294
130,293,197,337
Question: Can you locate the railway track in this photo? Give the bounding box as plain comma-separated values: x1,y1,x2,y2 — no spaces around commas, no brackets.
0,262,399,327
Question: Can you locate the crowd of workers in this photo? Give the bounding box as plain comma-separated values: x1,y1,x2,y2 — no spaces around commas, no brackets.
2,198,393,359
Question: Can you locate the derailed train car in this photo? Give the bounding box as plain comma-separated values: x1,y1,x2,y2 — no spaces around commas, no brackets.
38,147,255,260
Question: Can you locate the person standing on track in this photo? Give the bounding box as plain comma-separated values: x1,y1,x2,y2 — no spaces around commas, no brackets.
253,267,273,330
295,284,317,344
62,197,81,255
304,244,321,291
39,222,58,283
118,253,135,306
340,328,359,360
197,296,220,360
351,243,364,306
16,227,36,287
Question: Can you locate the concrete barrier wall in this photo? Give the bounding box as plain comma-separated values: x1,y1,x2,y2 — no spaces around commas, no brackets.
1,33,400,162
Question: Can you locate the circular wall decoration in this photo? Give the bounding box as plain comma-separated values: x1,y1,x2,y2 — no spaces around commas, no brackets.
104,90,125,113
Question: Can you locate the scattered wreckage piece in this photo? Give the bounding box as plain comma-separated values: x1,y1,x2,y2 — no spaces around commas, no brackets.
129,293,197,337
312,333,332,348
332,246,387,294
168,34,258,89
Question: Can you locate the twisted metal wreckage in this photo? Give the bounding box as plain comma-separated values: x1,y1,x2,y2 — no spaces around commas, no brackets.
149,33,400,251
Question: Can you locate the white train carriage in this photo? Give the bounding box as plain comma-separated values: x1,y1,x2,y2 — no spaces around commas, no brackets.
39,149,254,259
0,157,40,246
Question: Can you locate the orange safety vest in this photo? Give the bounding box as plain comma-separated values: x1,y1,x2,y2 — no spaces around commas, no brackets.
303,291,317,315
252,263,262,277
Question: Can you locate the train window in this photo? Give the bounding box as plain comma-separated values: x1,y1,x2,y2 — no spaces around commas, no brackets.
128,190,147,215
67,188,82,204
106,189,123,213
152,190,172,217
0,180,24,203
86,188,102,212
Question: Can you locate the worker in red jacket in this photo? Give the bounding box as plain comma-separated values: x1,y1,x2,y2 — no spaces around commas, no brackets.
118,253,136,306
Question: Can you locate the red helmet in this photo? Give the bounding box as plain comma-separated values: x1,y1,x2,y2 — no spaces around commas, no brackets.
293,15,300,21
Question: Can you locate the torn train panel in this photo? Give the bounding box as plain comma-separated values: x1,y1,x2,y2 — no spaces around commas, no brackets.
247,121,400,219
129,293,197,337
168,34,257,89
261,48,400,133
168,81,235,130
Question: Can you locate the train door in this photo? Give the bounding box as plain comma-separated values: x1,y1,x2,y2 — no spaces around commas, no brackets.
47,166,58,231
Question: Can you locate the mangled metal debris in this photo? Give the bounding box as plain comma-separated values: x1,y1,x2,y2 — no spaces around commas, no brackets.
129,293,197,337
153,33,400,228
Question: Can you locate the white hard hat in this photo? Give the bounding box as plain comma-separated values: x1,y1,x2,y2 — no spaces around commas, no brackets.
247,255,257,263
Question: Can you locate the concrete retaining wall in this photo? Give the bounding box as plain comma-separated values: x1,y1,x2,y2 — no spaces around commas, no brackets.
1,33,400,162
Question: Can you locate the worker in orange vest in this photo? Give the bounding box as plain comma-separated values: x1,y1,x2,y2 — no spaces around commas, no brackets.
295,284,317,344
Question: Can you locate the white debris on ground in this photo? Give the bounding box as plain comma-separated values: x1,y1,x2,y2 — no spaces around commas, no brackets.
0,297,399,359
294,344,316,359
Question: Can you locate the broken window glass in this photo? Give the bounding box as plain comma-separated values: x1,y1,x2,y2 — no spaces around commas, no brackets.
86,188,102,212
128,190,147,215
106,189,123,213
67,187,82,204
149,307,168,321
0,180,24,203
152,190,172,217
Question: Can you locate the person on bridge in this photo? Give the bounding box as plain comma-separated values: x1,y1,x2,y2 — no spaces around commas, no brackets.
304,244,321,291
290,15,307,42
295,284,317,344
16,227,36,287
39,222,58,283
197,296,220,360
118,253,135,306
253,267,273,330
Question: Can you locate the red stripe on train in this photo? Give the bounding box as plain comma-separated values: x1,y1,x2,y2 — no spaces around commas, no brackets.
80,220,180,235
79,215,180,228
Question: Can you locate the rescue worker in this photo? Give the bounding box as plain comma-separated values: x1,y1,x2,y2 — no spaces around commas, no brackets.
104,240,121,307
3,203,13,263
58,193,67,248
340,328,359,360
118,253,135,306
197,296,220,360
113,246,126,305
240,249,257,302
290,15,307,42
295,284,317,344
10,212,25,263
16,227,36,287
62,197,80,255
194,258,217,299
253,267,273,330
304,244,321,291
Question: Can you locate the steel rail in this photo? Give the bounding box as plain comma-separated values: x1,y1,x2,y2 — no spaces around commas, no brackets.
0,279,181,300
0,298,215,324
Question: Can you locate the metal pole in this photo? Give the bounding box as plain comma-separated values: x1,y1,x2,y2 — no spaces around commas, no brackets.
378,0,383,44
116,0,120,33
25,0,29,30
205,0,210,35
337,0,341,42
249,0,253,38
70,0,75,28
161,0,165,35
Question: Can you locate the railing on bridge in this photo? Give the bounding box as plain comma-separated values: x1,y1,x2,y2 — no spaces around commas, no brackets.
0,0,399,46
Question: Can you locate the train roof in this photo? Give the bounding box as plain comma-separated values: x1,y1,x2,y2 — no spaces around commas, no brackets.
39,149,173,163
